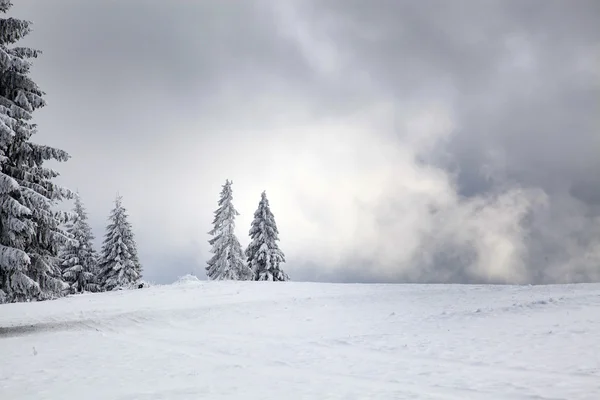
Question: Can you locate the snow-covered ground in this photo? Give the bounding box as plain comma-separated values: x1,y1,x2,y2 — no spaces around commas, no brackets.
1,280,599,399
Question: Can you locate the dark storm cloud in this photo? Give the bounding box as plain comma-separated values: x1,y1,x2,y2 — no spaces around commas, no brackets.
10,0,600,284
287,0,600,283
303,0,599,193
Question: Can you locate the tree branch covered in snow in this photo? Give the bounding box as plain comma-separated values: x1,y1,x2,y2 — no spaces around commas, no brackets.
245,191,289,281
60,193,99,293
206,180,252,281
97,195,142,291
0,3,71,303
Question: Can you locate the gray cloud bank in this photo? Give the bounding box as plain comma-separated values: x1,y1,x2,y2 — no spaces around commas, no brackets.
13,0,600,284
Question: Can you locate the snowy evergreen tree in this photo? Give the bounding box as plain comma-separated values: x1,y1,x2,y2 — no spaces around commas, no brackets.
97,195,142,291
245,191,289,281
0,2,73,303
60,193,98,293
206,180,252,281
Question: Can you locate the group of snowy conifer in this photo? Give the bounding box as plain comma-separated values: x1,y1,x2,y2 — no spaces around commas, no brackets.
0,3,143,303
206,180,289,282
60,194,143,295
0,4,286,303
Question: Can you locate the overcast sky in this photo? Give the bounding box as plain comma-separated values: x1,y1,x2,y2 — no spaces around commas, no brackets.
11,0,600,284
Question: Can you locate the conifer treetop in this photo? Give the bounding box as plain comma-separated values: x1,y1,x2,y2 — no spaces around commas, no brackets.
206,179,252,281
245,190,288,281
97,194,142,291
60,192,98,293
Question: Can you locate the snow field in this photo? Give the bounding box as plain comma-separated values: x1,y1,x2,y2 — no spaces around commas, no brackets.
1,281,599,399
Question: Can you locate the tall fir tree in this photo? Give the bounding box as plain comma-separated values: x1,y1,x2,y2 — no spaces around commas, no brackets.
206,180,252,281
97,195,142,291
245,191,289,281
60,193,98,293
0,1,73,303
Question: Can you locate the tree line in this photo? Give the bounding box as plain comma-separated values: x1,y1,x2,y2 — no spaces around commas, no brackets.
0,2,144,302
59,179,290,299
0,3,287,304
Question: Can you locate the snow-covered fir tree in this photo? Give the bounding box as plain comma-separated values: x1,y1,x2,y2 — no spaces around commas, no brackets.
206,180,252,280
97,195,142,291
0,2,73,303
245,191,289,281
60,193,98,293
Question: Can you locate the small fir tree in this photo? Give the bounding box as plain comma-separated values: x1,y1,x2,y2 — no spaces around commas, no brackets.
0,2,72,303
206,180,252,280
97,195,142,291
245,191,289,281
60,193,98,293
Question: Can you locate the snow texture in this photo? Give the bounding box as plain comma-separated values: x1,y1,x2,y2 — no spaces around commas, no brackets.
173,274,202,285
245,191,288,281
206,180,252,281
60,193,98,293
0,282,599,399
0,3,72,303
97,195,142,291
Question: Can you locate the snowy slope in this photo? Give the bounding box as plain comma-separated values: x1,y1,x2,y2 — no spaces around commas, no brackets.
1,281,599,400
